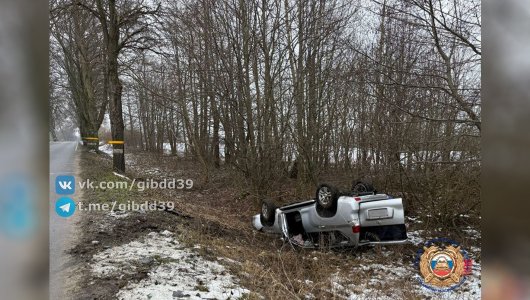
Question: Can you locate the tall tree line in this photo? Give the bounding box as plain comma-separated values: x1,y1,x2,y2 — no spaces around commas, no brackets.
50,0,481,218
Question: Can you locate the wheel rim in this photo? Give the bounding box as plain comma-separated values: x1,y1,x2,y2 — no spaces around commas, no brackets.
318,187,332,206
262,203,268,219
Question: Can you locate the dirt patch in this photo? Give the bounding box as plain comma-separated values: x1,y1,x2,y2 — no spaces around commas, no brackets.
66,151,191,299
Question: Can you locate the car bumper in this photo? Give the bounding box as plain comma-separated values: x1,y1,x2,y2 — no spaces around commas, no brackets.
358,239,408,246
252,214,263,231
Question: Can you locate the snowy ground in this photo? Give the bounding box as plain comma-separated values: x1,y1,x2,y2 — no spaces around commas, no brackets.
162,142,187,156
162,142,226,158
86,214,480,300
90,231,250,300
321,215,481,299
328,247,481,299
99,143,113,156
324,226,481,300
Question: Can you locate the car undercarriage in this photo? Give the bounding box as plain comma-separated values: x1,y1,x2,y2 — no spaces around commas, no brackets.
253,181,408,249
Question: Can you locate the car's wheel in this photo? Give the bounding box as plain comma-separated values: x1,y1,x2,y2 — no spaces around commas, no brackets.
316,184,337,209
352,181,376,195
315,184,339,217
260,200,276,227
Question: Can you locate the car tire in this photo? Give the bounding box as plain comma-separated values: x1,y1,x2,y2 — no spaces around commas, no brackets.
352,181,376,195
315,184,339,217
260,200,276,227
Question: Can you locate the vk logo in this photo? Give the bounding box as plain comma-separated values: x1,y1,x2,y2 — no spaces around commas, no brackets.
55,197,76,218
55,175,75,195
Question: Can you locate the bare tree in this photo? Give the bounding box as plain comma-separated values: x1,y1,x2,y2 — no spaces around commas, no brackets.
51,0,481,219
77,0,160,172
50,0,108,145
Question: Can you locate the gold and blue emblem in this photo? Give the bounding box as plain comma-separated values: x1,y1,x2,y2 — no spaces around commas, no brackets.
415,238,473,292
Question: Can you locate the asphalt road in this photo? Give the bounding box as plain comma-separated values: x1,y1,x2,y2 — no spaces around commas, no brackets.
49,141,80,299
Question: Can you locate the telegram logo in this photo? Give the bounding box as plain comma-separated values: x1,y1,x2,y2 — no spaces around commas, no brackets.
55,197,76,218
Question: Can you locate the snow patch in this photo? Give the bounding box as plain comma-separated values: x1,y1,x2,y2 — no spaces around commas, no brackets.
162,142,187,156
113,172,131,181
407,230,425,246
160,230,173,237
162,142,226,158
90,231,249,300
99,144,113,156
406,216,423,224
330,259,480,300
109,210,129,219
325,231,481,300
462,228,481,239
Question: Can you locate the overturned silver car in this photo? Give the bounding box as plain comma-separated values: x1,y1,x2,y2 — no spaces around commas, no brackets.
253,182,408,248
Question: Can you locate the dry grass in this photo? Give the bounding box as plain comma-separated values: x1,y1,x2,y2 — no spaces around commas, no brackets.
78,149,480,299
177,226,363,299
112,151,369,299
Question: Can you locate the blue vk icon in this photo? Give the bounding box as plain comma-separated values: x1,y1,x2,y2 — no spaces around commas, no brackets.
56,175,75,195
55,197,76,218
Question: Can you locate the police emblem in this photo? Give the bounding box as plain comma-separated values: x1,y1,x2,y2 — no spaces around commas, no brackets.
416,238,472,291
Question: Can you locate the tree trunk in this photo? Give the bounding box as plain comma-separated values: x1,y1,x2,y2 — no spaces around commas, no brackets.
106,0,125,172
